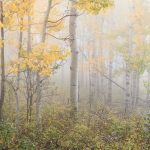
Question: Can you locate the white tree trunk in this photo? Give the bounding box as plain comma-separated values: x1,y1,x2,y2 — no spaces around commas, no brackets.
89,42,97,110
36,73,42,132
107,50,113,105
0,1,5,122
131,71,140,107
147,70,150,108
99,17,105,102
27,15,32,122
16,24,23,127
36,0,52,131
69,2,78,114
131,71,137,108
135,72,140,106
125,66,131,116
125,22,133,116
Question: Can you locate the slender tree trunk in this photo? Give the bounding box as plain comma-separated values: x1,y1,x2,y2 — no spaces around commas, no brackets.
27,15,33,122
99,17,105,102
69,1,78,116
131,70,137,108
0,1,5,122
96,42,100,99
146,70,150,107
89,65,97,110
131,71,140,108
124,0,133,115
107,50,113,105
135,72,140,105
15,90,19,128
41,0,52,42
124,22,133,116
89,41,97,110
125,66,131,116
36,73,42,132
36,0,52,131
89,62,92,110
16,22,23,127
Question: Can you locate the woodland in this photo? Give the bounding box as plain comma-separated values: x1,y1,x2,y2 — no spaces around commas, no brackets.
0,0,150,149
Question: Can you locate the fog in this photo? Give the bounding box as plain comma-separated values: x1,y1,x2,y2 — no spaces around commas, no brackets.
0,0,150,149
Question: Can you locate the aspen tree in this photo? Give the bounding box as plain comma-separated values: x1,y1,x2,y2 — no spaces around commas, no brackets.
69,0,78,116
36,0,52,132
0,0,5,122
69,0,112,116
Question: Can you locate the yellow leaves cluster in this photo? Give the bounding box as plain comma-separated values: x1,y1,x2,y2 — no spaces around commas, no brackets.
127,0,149,73
117,0,149,73
5,0,35,16
123,48,145,73
2,0,35,30
7,62,19,75
3,0,68,78
128,56,145,73
76,0,113,14
9,44,70,76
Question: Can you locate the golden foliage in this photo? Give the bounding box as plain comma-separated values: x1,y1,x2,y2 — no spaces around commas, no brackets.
76,0,113,14
9,44,70,76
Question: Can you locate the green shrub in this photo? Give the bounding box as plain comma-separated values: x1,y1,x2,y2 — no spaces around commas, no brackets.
17,137,36,150
0,122,16,149
0,105,149,150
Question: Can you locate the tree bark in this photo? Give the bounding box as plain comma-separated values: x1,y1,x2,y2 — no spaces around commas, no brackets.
107,50,113,105
27,15,32,122
99,17,105,102
131,70,137,108
0,1,5,122
69,1,78,116
131,71,140,109
147,70,150,108
124,22,133,116
16,21,23,127
36,0,52,131
125,66,131,116
135,72,140,105
36,73,42,132
89,41,97,110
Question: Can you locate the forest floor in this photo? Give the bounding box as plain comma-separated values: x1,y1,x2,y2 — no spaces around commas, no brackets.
0,104,150,150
